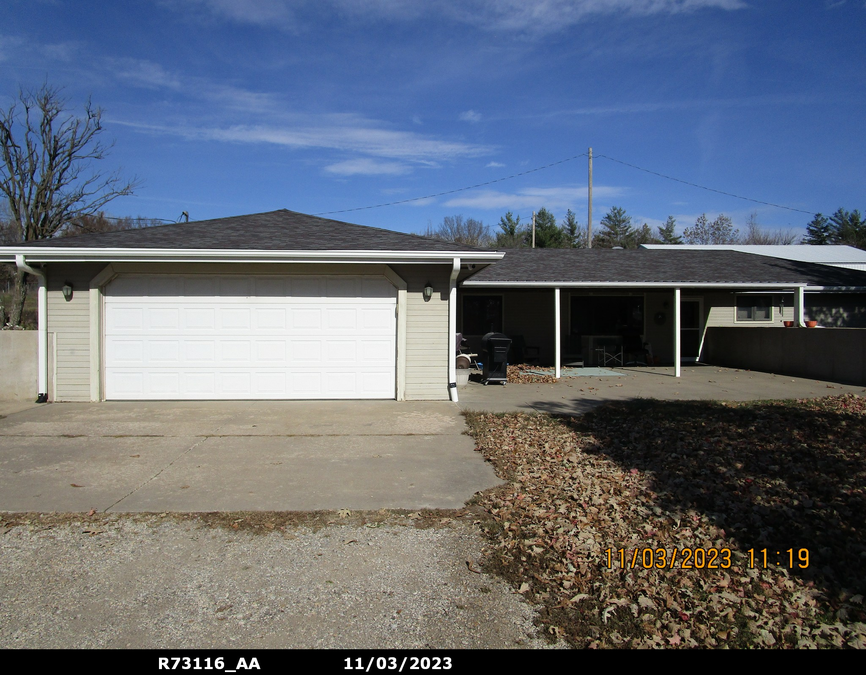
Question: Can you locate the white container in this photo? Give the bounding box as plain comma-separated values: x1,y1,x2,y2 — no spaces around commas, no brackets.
456,369,470,387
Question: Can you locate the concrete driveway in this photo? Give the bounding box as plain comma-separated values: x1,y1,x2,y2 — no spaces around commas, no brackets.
0,400,502,512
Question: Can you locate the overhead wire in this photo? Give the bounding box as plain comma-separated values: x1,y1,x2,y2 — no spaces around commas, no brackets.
313,149,815,219
313,152,588,216
595,153,814,215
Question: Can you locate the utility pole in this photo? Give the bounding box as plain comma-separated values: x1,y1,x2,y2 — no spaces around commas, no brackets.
532,211,536,248
587,147,593,249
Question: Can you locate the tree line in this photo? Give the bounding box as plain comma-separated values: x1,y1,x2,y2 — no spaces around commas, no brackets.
423,207,866,250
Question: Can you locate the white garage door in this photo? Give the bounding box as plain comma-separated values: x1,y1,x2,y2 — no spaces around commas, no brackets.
104,274,397,400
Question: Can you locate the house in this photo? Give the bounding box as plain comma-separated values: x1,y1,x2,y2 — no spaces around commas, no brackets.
458,247,866,376
4,210,866,402
0,210,502,403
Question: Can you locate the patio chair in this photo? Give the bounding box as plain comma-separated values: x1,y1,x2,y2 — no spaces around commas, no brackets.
561,334,584,367
622,331,649,366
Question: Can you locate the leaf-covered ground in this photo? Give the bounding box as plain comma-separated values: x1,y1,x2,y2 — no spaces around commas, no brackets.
465,395,866,648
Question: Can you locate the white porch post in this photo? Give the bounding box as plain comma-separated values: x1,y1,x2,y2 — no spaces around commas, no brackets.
554,287,561,379
794,286,805,327
674,287,681,378
448,257,460,402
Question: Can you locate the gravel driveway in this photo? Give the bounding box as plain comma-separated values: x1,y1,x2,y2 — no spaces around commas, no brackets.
0,511,561,649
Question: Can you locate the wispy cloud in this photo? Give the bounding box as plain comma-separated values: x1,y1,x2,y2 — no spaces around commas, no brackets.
114,115,491,165
169,0,746,34
170,0,299,29
486,161,505,168
444,184,623,210
324,158,411,176
459,109,482,123
108,57,279,113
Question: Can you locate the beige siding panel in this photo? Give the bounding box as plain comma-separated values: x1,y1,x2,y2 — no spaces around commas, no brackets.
46,264,105,401
391,264,451,401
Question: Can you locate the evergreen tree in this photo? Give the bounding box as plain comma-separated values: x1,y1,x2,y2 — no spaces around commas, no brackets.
530,207,564,248
657,216,683,244
561,209,585,248
804,213,831,245
633,223,658,246
595,206,635,248
495,211,525,248
829,208,866,249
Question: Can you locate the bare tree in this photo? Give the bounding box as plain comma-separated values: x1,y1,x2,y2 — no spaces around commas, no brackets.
59,212,163,237
683,213,739,245
740,212,797,245
423,215,492,247
0,84,138,325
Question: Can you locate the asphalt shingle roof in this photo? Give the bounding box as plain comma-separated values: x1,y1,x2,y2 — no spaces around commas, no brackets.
15,209,484,252
465,248,866,287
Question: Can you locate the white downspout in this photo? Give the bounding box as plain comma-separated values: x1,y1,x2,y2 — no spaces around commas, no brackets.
448,257,460,402
794,286,805,327
15,255,48,402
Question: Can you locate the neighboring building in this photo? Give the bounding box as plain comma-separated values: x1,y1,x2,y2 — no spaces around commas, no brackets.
641,244,866,272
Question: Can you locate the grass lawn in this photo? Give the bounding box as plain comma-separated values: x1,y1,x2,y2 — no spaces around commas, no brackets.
465,395,866,648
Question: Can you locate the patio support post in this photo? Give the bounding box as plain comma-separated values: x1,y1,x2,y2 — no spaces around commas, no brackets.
448,257,460,402
554,287,561,379
794,286,805,327
15,255,48,400
674,287,681,378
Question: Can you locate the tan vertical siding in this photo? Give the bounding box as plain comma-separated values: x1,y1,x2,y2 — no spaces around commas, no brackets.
46,264,105,401
391,264,451,400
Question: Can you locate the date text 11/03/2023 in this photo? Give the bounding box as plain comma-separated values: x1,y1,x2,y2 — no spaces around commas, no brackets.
604,548,810,570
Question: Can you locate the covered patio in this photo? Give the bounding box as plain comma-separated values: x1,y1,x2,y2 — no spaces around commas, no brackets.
458,248,866,380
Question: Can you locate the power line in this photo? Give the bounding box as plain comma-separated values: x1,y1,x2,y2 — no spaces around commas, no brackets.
314,152,588,216
595,154,814,215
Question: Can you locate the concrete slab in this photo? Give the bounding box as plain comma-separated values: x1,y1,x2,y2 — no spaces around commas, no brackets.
456,364,866,415
0,401,502,513
0,400,41,418
115,434,488,511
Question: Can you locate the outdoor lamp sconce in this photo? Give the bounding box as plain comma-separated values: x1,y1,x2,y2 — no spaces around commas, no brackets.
423,283,434,300
62,283,73,301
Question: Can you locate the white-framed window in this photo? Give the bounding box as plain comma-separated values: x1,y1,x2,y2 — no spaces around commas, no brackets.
735,294,773,322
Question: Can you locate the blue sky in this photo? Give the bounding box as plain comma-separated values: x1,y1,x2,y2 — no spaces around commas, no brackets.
2,0,864,239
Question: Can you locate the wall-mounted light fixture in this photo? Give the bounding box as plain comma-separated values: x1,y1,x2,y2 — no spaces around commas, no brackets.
62,283,73,301
423,283,434,300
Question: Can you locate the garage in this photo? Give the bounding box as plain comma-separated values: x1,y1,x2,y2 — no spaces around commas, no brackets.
103,274,397,400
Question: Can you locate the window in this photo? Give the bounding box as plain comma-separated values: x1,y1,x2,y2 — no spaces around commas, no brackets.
569,296,644,336
736,295,772,322
462,295,503,335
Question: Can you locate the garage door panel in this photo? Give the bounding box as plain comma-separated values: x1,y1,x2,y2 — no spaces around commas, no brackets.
105,274,396,400
148,340,180,363
219,308,251,330
184,308,216,330
107,339,144,365
326,340,357,362
254,308,287,329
